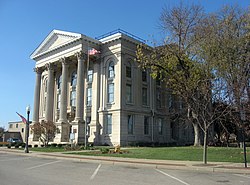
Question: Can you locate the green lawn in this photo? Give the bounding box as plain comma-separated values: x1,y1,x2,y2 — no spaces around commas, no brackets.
29,147,66,152
26,146,250,163
71,147,249,163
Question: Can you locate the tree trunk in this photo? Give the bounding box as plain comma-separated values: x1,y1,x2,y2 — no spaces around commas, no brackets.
193,123,201,146
203,129,208,164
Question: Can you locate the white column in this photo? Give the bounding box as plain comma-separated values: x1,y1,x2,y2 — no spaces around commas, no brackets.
32,67,42,123
45,63,55,121
89,61,100,143
74,52,86,122
59,58,69,123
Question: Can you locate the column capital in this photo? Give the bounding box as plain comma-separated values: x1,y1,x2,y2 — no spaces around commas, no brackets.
33,67,43,74
75,51,87,61
45,63,55,71
59,57,70,65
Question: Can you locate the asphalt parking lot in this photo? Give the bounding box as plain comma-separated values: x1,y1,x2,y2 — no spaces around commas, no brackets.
0,153,250,185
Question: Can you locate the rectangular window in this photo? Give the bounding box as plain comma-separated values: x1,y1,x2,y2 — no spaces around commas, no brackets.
57,93,61,109
158,118,163,135
22,128,24,133
108,83,114,103
168,94,173,110
126,84,132,103
128,115,134,135
105,114,112,134
142,71,147,82
87,70,93,82
16,124,18,128
156,76,161,86
126,66,131,78
70,91,76,106
87,87,92,106
144,116,149,135
156,89,162,108
142,87,148,105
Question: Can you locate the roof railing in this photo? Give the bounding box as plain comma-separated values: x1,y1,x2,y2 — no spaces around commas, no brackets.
95,28,146,43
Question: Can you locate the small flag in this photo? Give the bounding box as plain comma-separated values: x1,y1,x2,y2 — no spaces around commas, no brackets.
16,112,27,124
88,48,100,55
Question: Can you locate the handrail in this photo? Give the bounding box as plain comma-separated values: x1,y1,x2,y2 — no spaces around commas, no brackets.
95,29,146,43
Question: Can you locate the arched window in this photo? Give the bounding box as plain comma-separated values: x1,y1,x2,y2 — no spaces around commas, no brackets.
108,61,115,78
70,72,77,106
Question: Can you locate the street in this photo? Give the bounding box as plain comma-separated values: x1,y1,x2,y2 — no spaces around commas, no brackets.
0,153,250,185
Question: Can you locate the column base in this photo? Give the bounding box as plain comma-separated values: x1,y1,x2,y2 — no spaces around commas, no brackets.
70,120,85,144
54,122,70,143
88,120,100,145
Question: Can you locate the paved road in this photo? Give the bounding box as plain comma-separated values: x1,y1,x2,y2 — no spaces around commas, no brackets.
0,153,250,185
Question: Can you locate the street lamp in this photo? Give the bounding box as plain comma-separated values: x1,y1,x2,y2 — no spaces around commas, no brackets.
25,105,30,153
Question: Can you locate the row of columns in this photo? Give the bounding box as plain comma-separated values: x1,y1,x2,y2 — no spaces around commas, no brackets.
32,52,86,125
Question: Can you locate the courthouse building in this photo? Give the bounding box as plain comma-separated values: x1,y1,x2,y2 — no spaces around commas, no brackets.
29,29,194,146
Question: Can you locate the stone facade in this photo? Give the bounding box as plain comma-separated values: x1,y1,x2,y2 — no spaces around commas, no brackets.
30,29,194,146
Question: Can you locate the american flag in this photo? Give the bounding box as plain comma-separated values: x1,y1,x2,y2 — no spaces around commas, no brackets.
16,112,27,124
88,48,100,55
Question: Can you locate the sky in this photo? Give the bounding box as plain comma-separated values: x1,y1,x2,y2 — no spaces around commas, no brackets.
0,0,249,129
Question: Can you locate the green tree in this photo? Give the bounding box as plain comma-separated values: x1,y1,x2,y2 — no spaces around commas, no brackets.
137,3,236,164
138,3,205,147
195,5,250,138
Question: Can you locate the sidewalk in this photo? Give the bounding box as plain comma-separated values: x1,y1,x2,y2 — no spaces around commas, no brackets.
0,147,249,174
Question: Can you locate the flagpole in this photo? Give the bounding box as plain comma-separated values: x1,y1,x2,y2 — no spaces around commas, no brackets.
85,42,89,149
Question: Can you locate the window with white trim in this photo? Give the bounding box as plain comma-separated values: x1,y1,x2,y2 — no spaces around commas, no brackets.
105,114,112,134
87,70,93,82
126,84,132,103
158,118,163,135
108,61,115,78
142,87,148,106
108,83,114,103
128,115,134,135
126,62,131,78
87,87,92,106
144,116,149,135
70,71,77,106
57,75,62,109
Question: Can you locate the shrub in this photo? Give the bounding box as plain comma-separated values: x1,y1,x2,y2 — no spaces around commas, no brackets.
34,145,38,148
41,145,44,147
21,143,25,148
0,144,3,147
15,143,20,148
28,145,32,148
7,145,11,149
51,143,57,147
57,144,63,148
11,143,15,147
100,148,109,154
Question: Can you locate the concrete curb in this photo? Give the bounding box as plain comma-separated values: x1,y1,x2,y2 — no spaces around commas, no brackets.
1,148,249,174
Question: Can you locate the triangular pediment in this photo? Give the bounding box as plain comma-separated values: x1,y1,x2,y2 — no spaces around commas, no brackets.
31,30,82,59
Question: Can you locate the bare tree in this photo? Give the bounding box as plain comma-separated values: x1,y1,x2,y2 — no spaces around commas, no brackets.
31,120,56,146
